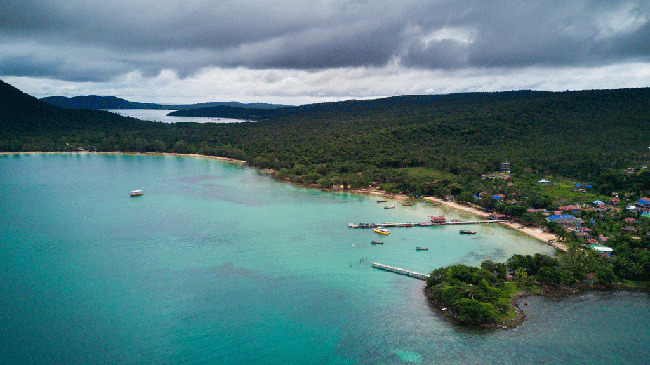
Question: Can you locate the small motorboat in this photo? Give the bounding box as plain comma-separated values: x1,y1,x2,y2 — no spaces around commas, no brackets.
371,240,384,245
376,200,387,203
416,247,428,251
459,230,476,234
130,190,143,197
383,206,396,209
374,227,390,235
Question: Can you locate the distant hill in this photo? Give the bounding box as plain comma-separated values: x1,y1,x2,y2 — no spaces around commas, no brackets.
0,80,158,133
4,79,649,187
41,95,169,110
41,95,290,110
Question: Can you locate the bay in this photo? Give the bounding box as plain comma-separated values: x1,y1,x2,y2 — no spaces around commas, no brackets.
105,109,249,124
0,153,647,364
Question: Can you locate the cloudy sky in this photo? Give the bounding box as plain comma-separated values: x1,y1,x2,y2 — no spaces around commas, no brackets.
2,0,650,105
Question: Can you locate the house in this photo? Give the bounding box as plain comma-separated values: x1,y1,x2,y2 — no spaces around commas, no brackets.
547,214,581,228
488,212,508,220
501,161,511,173
429,216,446,224
621,226,637,232
635,198,650,208
538,179,551,185
558,205,581,212
587,244,613,256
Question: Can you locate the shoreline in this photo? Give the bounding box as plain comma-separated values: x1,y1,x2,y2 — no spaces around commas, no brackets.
342,188,562,251
425,282,649,331
0,151,247,164
2,151,560,248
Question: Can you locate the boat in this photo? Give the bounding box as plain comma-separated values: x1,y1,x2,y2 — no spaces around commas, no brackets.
371,240,384,244
376,200,387,203
373,227,390,235
459,230,476,234
130,190,143,197
416,247,428,251
383,206,396,209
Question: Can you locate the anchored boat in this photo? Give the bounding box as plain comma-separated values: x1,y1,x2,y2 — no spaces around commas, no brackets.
373,227,390,235
459,230,476,234
371,240,384,245
130,190,143,197
416,247,428,251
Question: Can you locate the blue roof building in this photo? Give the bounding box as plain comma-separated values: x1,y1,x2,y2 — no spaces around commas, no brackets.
636,198,650,207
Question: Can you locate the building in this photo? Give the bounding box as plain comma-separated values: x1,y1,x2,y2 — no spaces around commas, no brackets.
429,216,446,224
501,161,511,173
635,198,650,208
547,214,581,228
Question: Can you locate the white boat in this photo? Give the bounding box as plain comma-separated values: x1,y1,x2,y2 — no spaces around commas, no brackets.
130,190,143,197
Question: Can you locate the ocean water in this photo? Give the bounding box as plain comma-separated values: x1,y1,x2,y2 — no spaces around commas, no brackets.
105,109,249,124
0,153,647,364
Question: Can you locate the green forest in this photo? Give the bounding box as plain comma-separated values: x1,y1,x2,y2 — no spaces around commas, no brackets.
4,81,649,193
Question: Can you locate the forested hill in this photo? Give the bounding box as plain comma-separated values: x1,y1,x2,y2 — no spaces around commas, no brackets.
2,79,649,190
41,95,170,110
0,80,159,133
169,88,650,176
41,95,289,110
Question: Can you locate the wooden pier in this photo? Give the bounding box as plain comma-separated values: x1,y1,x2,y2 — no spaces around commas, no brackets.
348,219,508,228
372,262,430,281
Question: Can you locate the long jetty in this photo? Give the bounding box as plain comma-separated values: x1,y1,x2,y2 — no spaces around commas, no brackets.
372,263,429,281
348,219,508,228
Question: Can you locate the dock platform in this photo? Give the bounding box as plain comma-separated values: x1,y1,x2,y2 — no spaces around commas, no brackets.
372,262,430,281
348,220,508,228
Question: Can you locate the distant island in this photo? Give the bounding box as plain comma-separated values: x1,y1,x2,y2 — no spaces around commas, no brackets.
40,95,290,111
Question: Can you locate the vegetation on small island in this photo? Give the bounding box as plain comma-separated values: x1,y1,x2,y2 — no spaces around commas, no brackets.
1,79,649,326
426,246,645,328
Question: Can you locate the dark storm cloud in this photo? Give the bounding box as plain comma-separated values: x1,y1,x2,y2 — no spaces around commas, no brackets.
1,0,649,81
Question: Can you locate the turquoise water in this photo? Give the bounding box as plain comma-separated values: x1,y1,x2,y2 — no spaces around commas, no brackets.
0,153,648,364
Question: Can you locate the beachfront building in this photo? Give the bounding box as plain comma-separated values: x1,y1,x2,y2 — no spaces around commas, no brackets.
488,212,508,220
429,216,446,224
547,214,581,228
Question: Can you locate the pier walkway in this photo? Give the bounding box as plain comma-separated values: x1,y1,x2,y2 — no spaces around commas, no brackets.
349,219,508,228
372,262,430,281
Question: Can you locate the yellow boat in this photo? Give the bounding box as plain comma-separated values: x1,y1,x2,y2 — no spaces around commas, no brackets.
373,227,390,235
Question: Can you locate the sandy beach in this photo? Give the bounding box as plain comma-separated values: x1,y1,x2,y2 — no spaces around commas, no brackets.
422,197,564,251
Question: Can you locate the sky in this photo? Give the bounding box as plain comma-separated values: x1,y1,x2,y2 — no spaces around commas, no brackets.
2,0,650,105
